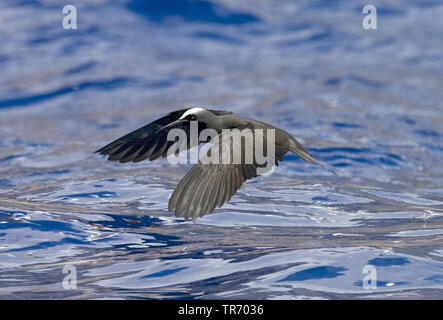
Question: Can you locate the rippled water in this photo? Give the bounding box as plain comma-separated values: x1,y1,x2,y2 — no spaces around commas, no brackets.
1,0,443,299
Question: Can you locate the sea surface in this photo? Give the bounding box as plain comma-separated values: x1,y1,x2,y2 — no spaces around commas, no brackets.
0,0,442,299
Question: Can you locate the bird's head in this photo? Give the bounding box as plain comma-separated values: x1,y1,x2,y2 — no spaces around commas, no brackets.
178,107,210,122
158,107,214,131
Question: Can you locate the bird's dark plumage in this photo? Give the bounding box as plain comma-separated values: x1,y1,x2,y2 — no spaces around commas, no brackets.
95,108,232,163
96,107,331,220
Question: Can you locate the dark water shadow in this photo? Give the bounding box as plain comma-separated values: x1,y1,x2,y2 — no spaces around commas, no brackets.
278,266,347,282
128,0,260,24
0,78,131,109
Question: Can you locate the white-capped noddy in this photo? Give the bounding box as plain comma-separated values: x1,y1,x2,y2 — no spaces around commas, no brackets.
96,107,332,220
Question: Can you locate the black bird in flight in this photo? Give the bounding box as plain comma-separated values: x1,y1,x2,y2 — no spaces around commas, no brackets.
96,107,332,220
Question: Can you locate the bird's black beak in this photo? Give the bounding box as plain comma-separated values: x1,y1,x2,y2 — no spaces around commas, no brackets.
157,118,189,132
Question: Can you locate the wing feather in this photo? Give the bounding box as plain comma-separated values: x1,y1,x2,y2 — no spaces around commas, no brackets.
95,108,231,163
169,129,289,220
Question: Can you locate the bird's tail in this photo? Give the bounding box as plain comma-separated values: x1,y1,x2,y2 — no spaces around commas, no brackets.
289,139,337,175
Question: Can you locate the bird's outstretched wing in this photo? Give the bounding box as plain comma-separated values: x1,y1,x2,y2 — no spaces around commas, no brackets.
169,129,288,220
95,108,231,163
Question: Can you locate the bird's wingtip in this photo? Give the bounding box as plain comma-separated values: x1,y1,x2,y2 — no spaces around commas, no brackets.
94,145,108,154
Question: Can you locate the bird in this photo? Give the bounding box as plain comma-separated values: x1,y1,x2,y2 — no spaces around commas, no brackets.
95,107,333,220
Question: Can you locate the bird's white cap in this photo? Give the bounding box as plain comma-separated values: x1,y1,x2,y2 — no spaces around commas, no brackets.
179,107,206,119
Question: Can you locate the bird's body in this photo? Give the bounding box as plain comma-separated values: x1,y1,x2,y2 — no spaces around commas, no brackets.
96,107,330,220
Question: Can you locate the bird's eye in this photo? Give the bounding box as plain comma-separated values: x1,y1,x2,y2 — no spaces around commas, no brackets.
187,114,196,121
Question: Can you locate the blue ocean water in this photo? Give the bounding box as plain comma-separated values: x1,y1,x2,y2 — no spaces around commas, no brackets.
0,0,442,299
